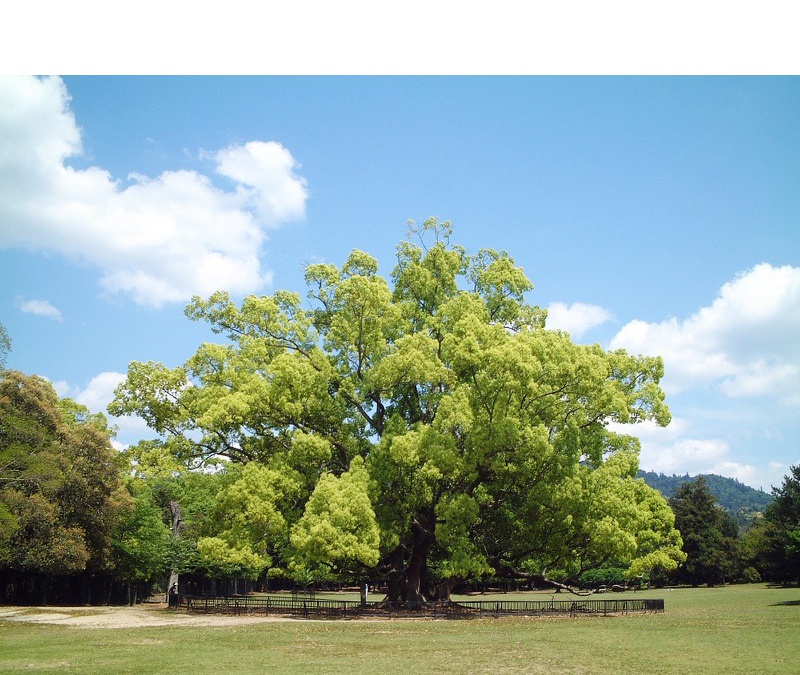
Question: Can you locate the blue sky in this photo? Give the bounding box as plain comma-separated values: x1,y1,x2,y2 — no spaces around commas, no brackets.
1,75,798,490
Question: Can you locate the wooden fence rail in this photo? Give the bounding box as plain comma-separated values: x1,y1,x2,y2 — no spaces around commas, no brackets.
169,594,664,619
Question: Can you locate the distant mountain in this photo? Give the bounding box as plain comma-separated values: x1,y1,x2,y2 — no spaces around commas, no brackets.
637,470,773,514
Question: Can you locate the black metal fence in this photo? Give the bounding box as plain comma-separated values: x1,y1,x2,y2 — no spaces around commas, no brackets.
169,594,664,619
456,598,664,617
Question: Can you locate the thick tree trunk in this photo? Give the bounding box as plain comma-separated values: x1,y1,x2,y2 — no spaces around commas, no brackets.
429,577,460,600
385,521,435,602
402,552,427,602
386,547,405,601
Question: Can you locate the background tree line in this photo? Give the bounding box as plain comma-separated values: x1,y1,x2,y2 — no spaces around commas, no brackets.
643,474,798,588
638,470,772,531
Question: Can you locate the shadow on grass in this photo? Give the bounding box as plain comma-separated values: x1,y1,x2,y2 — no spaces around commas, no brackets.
771,600,800,607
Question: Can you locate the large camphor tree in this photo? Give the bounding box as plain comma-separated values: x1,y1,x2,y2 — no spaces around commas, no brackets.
111,220,684,600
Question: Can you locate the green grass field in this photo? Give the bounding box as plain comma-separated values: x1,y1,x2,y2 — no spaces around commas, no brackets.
1,584,797,674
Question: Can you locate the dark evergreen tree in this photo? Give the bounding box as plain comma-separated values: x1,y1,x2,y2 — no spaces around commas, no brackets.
744,466,800,583
669,477,742,586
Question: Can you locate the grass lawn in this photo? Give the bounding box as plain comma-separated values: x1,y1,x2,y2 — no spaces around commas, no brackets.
1,584,797,674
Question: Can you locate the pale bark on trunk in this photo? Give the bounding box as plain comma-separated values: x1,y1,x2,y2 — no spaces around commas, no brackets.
166,501,183,601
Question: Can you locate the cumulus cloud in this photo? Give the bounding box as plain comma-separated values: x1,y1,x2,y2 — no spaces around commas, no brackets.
609,263,800,402
73,371,151,441
545,301,613,339
640,437,774,489
707,461,758,484
640,437,731,476
16,298,63,321
609,417,790,489
214,142,308,222
0,76,308,307
50,380,72,398
612,418,734,476
73,371,127,411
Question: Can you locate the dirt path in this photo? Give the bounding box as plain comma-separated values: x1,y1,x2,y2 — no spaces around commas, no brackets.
0,604,302,629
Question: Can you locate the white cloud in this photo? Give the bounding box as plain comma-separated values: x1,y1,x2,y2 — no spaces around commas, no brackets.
73,371,151,440
50,380,72,397
609,417,792,490
640,438,730,475
607,264,800,488
611,418,730,475
719,361,799,403
74,371,127,411
214,142,308,222
546,301,613,339
707,461,757,484
619,422,731,477
0,76,308,307
110,438,129,452
16,298,63,321
609,263,800,401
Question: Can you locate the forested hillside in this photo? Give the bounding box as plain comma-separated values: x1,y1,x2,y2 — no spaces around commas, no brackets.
638,471,773,513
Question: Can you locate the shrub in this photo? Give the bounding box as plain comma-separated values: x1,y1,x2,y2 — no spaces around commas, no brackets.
579,566,628,589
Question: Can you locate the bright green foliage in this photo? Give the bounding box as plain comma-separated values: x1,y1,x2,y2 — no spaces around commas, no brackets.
111,490,172,583
494,446,684,587
290,457,380,575
195,462,300,578
578,564,629,588
112,219,677,599
0,371,131,575
122,438,194,480
122,459,233,578
195,537,269,580
560,450,685,582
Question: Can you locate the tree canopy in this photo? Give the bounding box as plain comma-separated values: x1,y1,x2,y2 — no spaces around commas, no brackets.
668,478,742,586
0,370,131,577
742,466,800,584
0,323,10,369
111,219,683,599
